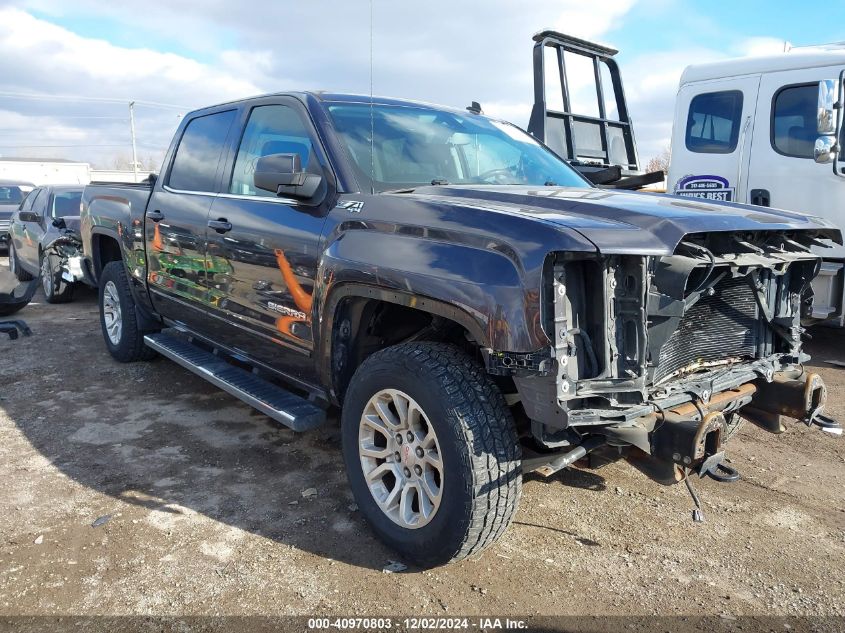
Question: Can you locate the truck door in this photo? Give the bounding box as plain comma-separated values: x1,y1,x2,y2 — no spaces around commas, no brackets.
745,66,845,322
205,98,331,385
145,108,238,333
668,76,760,203
746,68,845,249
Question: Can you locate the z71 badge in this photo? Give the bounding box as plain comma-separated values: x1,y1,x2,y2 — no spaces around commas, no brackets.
674,174,734,202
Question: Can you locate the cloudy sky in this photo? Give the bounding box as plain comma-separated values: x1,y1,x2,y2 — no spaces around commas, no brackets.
0,0,843,169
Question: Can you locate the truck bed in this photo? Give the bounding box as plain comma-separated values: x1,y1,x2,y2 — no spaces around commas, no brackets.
80,181,153,285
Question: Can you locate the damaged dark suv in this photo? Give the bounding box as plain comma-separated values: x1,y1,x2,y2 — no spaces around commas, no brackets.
79,92,840,567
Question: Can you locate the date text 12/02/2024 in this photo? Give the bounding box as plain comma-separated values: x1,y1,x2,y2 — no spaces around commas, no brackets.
306,617,529,630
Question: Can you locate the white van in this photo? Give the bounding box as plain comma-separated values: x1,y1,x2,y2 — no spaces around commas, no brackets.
667,45,845,324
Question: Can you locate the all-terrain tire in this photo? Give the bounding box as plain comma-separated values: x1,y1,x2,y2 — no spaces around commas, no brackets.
341,342,522,568
98,261,157,362
8,242,34,281
40,252,75,304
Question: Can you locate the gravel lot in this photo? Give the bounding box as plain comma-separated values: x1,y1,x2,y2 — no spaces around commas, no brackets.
1,258,844,625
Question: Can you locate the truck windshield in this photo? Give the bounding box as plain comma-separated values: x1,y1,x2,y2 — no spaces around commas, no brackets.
326,103,590,192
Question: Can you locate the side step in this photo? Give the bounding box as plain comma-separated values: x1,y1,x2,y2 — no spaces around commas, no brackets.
144,332,326,432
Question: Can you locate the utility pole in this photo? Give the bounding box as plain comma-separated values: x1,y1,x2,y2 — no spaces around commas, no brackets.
129,101,138,182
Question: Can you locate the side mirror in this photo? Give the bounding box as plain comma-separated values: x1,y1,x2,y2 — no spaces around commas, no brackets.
818,79,838,135
52,217,67,229
254,153,322,200
18,211,42,223
815,135,836,164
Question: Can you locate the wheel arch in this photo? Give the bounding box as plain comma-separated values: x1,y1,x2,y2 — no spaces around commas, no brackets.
319,283,490,404
89,228,124,280
90,227,161,331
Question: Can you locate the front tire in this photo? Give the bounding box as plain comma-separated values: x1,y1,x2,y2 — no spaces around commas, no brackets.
341,342,522,567
40,252,74,303
98,261,156,362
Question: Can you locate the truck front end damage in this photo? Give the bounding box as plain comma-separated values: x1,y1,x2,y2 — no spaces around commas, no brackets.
508,230,839,483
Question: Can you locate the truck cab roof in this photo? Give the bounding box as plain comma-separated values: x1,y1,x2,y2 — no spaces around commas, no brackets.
187,91,473,120
680,45,845,85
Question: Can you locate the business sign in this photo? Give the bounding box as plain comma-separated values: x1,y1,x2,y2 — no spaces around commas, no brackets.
674,174,734,202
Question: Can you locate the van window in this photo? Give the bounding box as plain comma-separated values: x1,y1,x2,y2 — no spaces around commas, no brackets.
168,110,237,192
685,90,743,154
772,84,817,159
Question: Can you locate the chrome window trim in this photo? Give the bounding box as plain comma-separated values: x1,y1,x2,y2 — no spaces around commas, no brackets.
161,185,300,207
215,192,301,205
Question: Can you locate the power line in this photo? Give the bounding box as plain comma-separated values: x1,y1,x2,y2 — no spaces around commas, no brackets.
0,143,147,148
0,117,130,123
0,91,189,110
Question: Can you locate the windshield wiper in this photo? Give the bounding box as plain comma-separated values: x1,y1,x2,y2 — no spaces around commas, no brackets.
431,179,449,185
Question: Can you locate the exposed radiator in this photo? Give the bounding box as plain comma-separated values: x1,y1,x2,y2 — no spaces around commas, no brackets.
653,276,759,383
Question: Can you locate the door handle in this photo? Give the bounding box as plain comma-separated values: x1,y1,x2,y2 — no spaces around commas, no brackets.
208,218,233,233
147,210,164,222
750,188,770,207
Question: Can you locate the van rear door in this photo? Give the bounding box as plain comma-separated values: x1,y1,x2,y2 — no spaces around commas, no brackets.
668,76,760,203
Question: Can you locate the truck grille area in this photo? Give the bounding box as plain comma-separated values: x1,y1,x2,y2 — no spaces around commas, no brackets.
653,276,759,384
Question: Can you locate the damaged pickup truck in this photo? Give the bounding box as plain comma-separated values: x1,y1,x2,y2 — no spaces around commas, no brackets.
79,92,841,567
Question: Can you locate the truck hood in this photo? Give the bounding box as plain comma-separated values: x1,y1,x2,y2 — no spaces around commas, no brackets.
0,204,16,220
402,185,842,255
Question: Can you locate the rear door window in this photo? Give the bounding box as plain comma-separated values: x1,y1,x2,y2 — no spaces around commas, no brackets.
168,110,237,192
772,84,817,158
685,90,744,153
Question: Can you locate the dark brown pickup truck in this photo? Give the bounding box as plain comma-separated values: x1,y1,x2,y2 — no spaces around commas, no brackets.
79,89,840,567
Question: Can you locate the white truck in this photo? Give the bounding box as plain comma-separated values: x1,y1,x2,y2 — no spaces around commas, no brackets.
666,44,845,324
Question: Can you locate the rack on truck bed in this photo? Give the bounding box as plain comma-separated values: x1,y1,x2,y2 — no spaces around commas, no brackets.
527,30,664,190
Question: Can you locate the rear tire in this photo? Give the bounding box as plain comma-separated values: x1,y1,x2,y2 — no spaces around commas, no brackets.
9,242,34,282
40,252,75,304
98,261,156,362
341,342,522,568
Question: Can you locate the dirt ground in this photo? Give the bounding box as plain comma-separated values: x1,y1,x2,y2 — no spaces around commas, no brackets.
1,257,844,624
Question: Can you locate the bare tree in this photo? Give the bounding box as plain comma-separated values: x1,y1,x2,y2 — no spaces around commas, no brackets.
645,146,671,175
111,154,133,170
142,153,163,172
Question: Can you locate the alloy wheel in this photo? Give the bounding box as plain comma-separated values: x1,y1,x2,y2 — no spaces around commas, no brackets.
358,388,444,529
102,280,123,345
